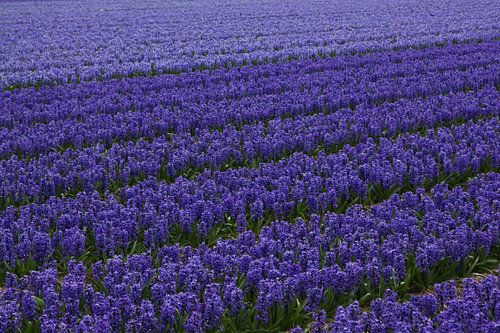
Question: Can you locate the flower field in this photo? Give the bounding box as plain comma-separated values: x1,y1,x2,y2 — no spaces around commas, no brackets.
0,0,499,332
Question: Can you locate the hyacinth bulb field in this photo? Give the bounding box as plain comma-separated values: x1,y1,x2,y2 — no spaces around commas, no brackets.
0,1,499,332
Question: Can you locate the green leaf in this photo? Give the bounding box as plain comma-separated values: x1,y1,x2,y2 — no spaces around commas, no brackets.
34,296,45,312
359,293,373,307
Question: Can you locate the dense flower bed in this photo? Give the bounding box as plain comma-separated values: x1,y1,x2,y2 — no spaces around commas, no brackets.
0,0,498,332
1,0,499,88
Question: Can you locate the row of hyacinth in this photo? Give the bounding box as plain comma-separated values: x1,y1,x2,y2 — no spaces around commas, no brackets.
1,85,498,200
294,275,499,333
1,1,499,331
1,0,499,88
1,117,499,262
0,42,499,210
0,173,498,332
1,41,499,160
2,39,497,127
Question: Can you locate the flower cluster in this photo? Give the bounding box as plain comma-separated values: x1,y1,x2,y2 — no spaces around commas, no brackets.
1,2,499,330
1,0,498,88
1,118,498,261
299,274,500,332
1,41,498,160
0,173,498,331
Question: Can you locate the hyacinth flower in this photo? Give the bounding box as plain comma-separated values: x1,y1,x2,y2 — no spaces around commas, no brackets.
1,118,498,267
1,1,499,89
1,2,499,330
1,40,498,161
322,274,500,332
1,172,498,331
